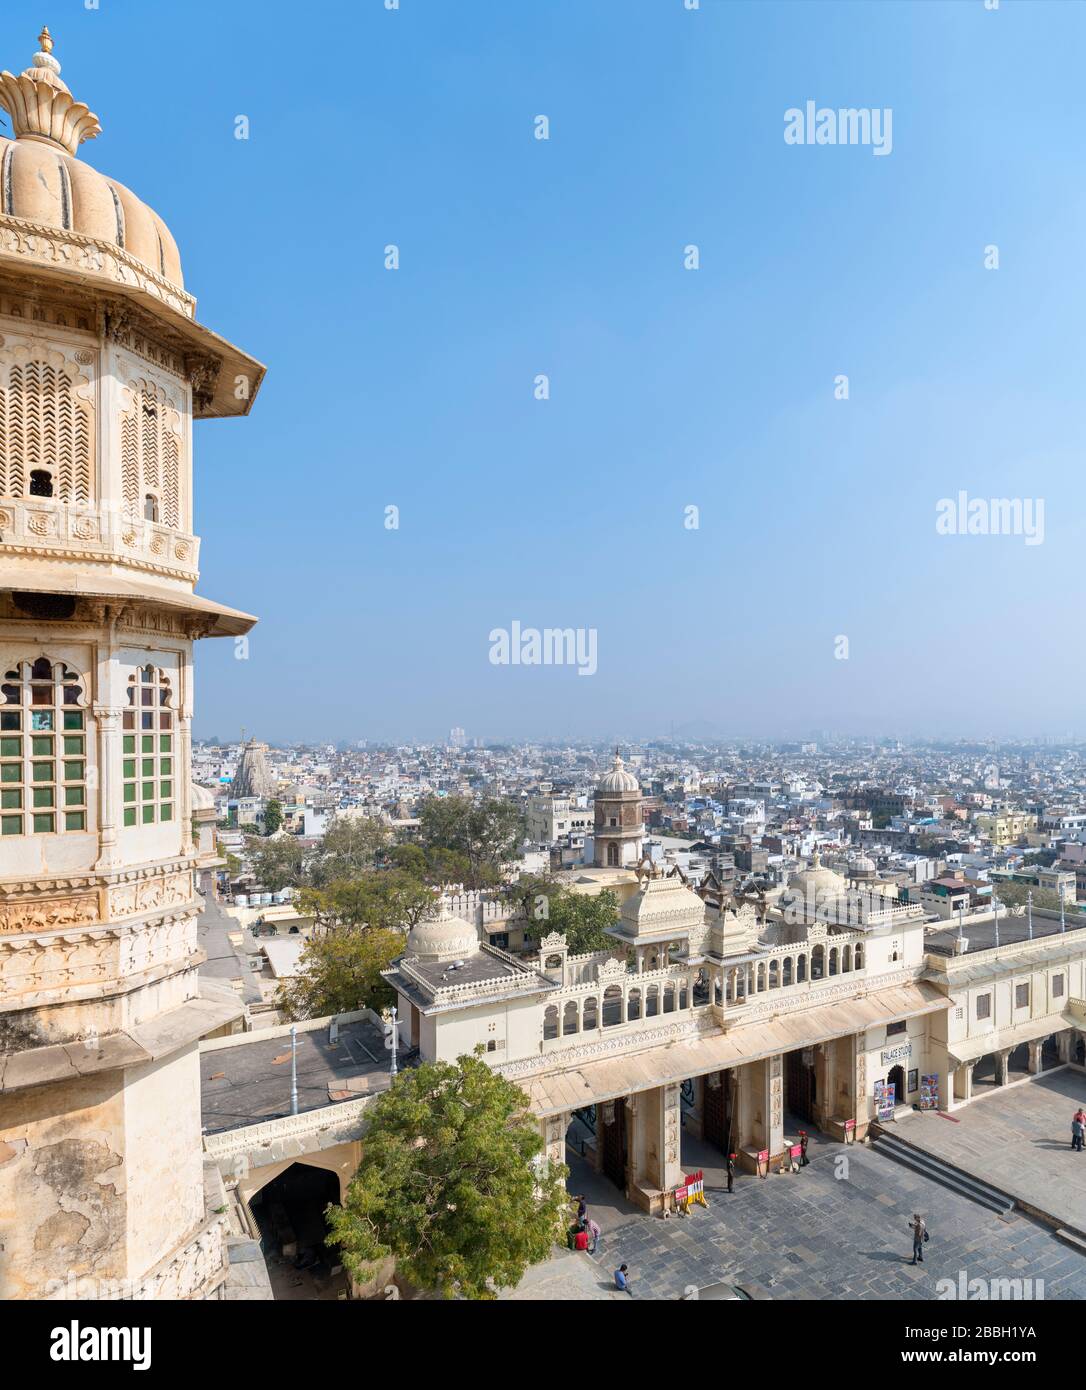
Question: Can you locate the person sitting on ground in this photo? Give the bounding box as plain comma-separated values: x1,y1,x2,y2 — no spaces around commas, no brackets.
614,1263,631,1293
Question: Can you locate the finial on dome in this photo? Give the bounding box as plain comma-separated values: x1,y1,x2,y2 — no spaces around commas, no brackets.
0,25,101,154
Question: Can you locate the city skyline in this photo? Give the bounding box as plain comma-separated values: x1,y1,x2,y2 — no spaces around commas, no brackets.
6,0,1082,743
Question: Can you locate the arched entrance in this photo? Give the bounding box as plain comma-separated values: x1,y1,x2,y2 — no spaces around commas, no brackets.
887,1064,905,1107
599,1098,628,1192
785,1049,818,1124
249,1162,346,1299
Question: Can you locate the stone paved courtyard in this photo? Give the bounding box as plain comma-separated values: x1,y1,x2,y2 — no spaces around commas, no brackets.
511,1106,1086,1301
892,1068,1086,1235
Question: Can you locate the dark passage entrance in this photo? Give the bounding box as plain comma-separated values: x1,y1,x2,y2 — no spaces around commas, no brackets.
251,1163,341,1265
702,1070,734,1154
600,1097,628,1192
785,1049,818,1124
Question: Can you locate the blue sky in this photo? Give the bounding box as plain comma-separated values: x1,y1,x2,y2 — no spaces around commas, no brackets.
5,0,1085,744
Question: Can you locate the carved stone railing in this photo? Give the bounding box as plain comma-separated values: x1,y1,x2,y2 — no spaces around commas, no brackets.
202,1094,378,1163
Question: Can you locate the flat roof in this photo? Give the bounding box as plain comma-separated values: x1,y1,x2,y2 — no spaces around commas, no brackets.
200,1019,394,1134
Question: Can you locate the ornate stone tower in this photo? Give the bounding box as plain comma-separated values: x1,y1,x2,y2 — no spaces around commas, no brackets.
230,737,273,800
592,751,643,868
0,31,263,1299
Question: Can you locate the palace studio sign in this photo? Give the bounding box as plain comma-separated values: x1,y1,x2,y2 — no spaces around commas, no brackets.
881,1042,913,1065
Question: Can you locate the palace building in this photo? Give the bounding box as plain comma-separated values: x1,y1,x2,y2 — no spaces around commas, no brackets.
0,31,262,1298
378,758,1086,1216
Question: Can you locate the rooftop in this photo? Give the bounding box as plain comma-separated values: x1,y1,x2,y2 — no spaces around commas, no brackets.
200,1019,396,1134
926,910,1086,957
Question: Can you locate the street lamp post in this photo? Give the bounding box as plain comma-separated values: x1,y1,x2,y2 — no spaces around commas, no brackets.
290,1023,298,1116
1027,889,1033,942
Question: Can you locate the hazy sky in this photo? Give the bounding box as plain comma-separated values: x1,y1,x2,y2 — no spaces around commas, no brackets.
8,0,1085,744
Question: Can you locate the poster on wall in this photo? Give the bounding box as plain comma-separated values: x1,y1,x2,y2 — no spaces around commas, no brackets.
874,1080,896,1121
919,1074,940,1111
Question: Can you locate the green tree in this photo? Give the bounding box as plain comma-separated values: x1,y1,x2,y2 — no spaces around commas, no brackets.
417,795,525,888
248,834,307,891
326,1052,567,1299
991,881,1072,914
385,842,474,887
537,887,619,954
308,816,391,887
275,927,403,1021
298,871,436,934
263,798,283,836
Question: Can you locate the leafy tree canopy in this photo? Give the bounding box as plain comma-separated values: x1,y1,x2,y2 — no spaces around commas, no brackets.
298,871,437,934
308,816,392,887
263,799,284,836
247,834,307,892
326,1052,567,1299
417,795,525,889
529,886,619,954
275,927,403,1021
384,842,474,887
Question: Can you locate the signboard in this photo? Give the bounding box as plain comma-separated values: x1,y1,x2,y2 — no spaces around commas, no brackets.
874,1080,896,1121
919,1073,940,1111
844,1118,855,1132
881,1043,913,1065
789,1144,803,1159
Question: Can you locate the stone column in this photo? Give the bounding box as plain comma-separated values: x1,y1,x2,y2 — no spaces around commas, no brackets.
1027,1040,1043,1076
853,1031,870,1139
627,1084,683,1211
542,1111,569,1175
995,1048,1011,1086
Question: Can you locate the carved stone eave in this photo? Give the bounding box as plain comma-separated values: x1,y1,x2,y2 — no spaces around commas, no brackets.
0,218,264,418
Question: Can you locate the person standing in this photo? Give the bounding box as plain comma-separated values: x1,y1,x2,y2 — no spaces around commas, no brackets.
576,1195,587,1224
726,1153,735,1194
799,1130,810,1167
1072,1111,1084,1152
586,1216,601,1254
909,1213,928,1265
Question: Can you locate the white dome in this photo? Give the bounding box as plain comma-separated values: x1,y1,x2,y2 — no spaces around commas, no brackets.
783,851,846,907
190,782,216,812
596,754,640,795
405,907,480,963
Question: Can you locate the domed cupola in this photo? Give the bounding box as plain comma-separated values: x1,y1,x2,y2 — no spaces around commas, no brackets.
405,904,481,964
592,750,644,869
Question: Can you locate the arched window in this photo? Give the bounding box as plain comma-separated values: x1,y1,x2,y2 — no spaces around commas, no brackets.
829,947,839,976
769,959,780,988
757,962,766,993
663,982,676,1013
797,953,807,983
543,1005,559,1040
582,995,598,1029
563,1001,579,1035
855,943,864,970
144,494,159,522
122,665,174,827
783,957,793,986
0,351,92,503
121,381,181,528
0,657,88,836
602,985,623,1026
646,983,660,1017
812,944,825,980
627,987,641,1021
843,944,852,972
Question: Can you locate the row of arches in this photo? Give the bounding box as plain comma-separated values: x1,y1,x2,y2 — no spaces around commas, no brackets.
722,940,864,1003
543,979,691,1040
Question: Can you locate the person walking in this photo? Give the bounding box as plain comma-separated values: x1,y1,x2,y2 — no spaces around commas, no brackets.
586,1216,601,1254
909,1213,928,1265
726,1153,735,1194
576,1194,587,1224
614,1263,632,1293
1072,1110,1084,1152
799,1130,810,1167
